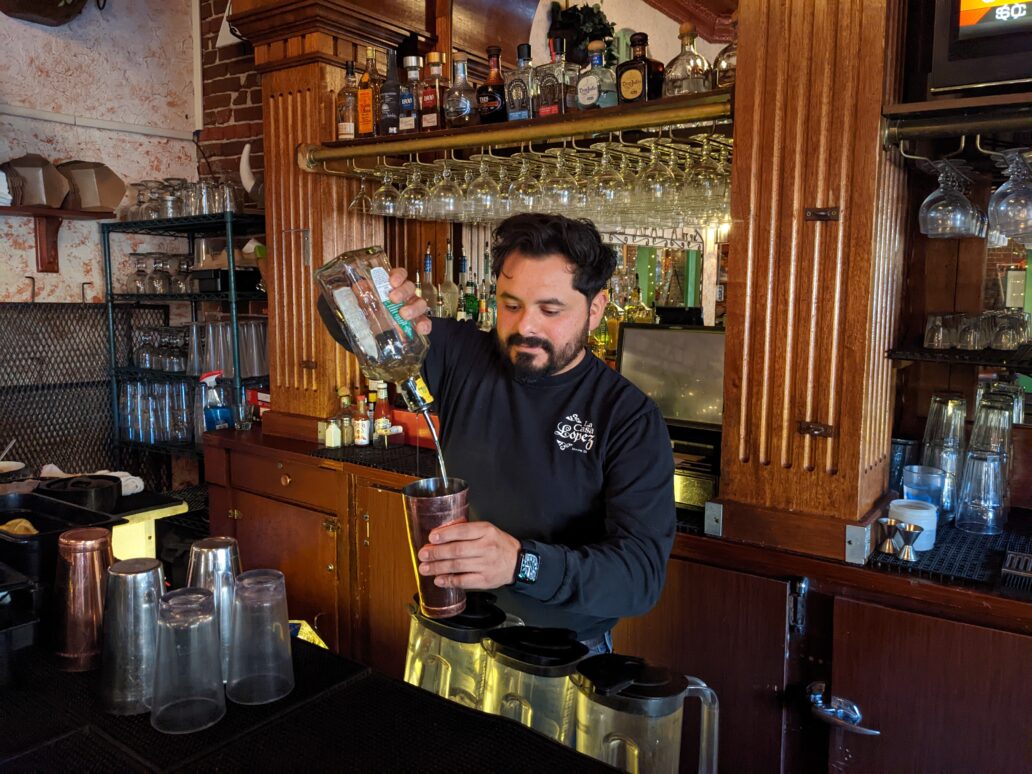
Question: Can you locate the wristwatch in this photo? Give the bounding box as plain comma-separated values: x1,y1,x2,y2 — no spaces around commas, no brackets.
514,546,540,585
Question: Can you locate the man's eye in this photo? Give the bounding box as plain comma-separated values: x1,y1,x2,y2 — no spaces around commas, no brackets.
504,304,520,312
541,308,561,317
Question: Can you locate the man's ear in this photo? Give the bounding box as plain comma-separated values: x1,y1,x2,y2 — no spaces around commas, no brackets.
588,289,607,330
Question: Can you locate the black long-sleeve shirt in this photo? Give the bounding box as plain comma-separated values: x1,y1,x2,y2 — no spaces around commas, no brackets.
420,318,675,639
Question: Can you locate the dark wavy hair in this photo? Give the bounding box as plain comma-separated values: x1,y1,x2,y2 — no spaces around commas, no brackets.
490,213,616,302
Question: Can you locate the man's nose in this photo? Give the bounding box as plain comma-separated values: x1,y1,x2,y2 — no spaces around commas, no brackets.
515,308,541,337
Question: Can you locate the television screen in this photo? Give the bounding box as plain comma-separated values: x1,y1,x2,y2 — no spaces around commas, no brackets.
958,0,1032,41
617,326,724,429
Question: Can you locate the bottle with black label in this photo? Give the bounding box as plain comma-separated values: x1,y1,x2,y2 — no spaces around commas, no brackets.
535,37,578,116
377,50,401,136
504,43,535,120
617,32,665,103
476,46,507,124
399,55,422,134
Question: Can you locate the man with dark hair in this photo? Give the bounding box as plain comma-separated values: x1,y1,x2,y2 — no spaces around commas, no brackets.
322,213,675,653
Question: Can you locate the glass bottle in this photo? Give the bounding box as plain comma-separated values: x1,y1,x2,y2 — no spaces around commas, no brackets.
623,284,655,324
577,40,617,110
477,298,492,331
335,60,359,141
399,55,422,134
373,382,392,437
617,32,665,103
477,46,507,124
357,47,383,138
664,21,712,96
421,241,439,315
334,391,355,446
420,52,448,131
353,397,371,446
378,50,401,136
439,239,460,317
504,43,536,120
713,11,738,88
129,254,149,294
314,245,435,414
464,269,479,322
535,37,578,116
445,54,478,128
603,282,624,357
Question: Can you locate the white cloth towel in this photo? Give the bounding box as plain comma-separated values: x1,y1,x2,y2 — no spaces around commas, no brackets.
39,464,145,496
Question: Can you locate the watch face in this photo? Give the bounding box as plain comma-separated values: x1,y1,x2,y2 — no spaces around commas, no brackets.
519,550,540,583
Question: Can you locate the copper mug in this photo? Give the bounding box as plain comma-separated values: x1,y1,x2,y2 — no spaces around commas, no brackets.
54,527,114,672
402,477,469,619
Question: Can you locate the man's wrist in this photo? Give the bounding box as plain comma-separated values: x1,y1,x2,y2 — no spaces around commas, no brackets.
511,542,541,586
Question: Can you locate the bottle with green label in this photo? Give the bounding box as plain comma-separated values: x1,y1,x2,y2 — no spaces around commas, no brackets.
314,246,433,413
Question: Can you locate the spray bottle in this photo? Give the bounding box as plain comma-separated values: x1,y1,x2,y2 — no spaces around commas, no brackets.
200,371,235,431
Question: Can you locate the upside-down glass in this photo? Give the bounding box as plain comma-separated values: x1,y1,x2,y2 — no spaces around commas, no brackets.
923,314,957,350
919,164,981,238
955,314,988,350
226,569,294,705
348,174,372,215
151,588,226,734
371,173,400,217
988,148,1032,241
955,450,1008,535
400,170,431,220
430,165,464,221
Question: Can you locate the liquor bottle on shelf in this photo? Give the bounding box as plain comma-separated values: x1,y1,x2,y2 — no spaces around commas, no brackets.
713,11,738,88
623,284,655,324
421,242,439,315
535,37,578,116
378,50,401,136
617,32,665,103
445,53,478,128
335,60,358,141
477,46,507,124
478,298,492,331
353,396,371,446
602,281,624,357
464,271,479,322
504,43,535,121
420,52,448,131
399,56,423,134
439,239,460,317
414,269,423,299
373,382,392,437
663,21,711,96
576,40,617,110
435,286,445,319
357,46,383,138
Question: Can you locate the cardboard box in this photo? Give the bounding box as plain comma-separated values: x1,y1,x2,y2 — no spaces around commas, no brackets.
0,154,69,208
57,161,126,212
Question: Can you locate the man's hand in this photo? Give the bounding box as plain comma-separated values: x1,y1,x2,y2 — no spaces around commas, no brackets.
387,267,432,336
417,521,521,590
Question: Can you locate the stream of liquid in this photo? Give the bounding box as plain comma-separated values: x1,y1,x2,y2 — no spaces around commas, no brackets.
420,407,448,482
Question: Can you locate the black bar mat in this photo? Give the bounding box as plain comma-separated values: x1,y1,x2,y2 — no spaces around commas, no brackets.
310,444,442,479
3,729,144,774
870,523,1032,587
188,671,617,773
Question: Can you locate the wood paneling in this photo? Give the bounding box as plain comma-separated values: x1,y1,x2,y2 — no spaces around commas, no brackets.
829,598,1032,771
613,558,791,772
721,0,908,520
229,449,343,513
450,0,537,69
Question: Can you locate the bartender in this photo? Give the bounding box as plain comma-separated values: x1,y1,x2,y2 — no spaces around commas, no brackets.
321,213,675,654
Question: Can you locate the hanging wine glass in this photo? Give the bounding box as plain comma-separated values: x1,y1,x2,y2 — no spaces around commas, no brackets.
988,148,1032,242
348,174,372,214
509,157,542,214
370,172,400,217
465,157,500,223
430,163,465,221
919,162,980,239
400,169,430,220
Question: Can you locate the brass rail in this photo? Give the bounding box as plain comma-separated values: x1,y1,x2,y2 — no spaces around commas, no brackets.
299,91,733,171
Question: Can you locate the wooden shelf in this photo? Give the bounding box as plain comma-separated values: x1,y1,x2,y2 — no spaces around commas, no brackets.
0,204,115,273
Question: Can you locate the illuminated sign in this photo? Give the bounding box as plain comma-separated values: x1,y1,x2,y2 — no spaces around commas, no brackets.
958,0,1032,40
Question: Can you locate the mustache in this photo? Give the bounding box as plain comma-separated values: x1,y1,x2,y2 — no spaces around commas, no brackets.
505,334,554,353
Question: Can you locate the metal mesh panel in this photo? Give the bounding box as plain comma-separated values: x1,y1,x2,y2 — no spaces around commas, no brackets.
0,303,166,486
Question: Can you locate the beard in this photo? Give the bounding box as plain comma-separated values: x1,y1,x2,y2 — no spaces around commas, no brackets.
498,321,589,383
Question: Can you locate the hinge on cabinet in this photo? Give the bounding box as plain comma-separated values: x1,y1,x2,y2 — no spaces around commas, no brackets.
789,577,809,635
227,508,242,521
797,421,834,438
804,207,840,221
323,518,339,535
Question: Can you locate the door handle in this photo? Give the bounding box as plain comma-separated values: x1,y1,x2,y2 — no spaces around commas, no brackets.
807,681,880,736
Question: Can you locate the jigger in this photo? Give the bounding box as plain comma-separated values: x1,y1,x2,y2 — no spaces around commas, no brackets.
187,536,241,681
897,523,924,563
877,517,900,556
101,558,165,715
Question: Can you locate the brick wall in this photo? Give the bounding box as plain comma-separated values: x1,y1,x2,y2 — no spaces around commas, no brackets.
198,0,263,184
984,243,1027,309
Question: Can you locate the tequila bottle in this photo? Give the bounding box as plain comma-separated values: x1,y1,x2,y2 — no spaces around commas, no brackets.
334,60,358,141
377,50,401,136
439,239,460,317
357,47,383,138
535,37,578,116
420,52,448,131
504,43,535,121
663,21,711,96
623,284,655,324
602,282,624,357
576,40,617,110
713,11,738,88
445,54,478,128
398,55,422,134
476,46,507,123
617,32,665,103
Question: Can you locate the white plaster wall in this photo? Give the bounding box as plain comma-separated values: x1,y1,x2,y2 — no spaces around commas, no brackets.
0,1,197,303
528,0,724,70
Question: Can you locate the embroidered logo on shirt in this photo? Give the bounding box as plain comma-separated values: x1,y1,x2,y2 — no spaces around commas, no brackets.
555,414,595,454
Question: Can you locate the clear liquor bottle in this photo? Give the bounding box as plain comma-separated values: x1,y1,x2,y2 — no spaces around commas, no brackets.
444,53,478,128
357,47,383,138
335,60,359,141
535,37,578,116
421,241,439,315
420,52,448,131
663,21,712,96
377,50,401,136
617,32,665,103
439,239,460,317
713,11,738,88
504,43,535,121
476,46,507,124
398,55,422,134
576,40,617,110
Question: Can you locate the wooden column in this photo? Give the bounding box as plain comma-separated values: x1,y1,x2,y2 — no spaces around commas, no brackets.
719,0,909,552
